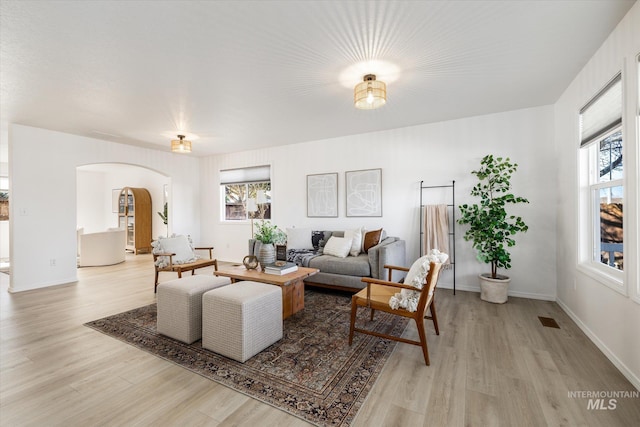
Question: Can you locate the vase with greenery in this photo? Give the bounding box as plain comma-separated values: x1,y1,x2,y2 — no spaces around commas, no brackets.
458,155,529,302
253,220,285,268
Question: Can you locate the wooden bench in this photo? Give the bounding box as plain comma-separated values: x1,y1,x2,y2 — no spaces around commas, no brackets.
153,247,219,293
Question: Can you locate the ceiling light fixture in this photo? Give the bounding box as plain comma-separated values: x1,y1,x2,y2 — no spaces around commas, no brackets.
171,134,192,153
354,74,386,110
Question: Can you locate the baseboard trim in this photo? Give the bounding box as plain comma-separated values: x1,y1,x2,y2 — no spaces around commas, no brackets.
8,276,78,293
556,297,640,391
437,283,556,301
507,289,556,301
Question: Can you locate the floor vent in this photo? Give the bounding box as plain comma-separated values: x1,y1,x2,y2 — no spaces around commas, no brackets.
538,316,560,329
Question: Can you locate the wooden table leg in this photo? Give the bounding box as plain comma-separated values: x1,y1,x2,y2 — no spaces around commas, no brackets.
281,278,305,319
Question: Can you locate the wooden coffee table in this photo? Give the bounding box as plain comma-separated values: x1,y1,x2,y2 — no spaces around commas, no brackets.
214,265,319,319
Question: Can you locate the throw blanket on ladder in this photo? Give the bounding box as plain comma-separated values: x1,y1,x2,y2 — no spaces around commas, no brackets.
423,204,451,268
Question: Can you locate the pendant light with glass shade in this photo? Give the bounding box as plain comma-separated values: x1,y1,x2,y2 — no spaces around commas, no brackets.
354,74,387,110
171,135,192,153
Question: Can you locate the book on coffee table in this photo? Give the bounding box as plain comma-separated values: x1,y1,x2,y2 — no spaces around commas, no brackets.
263,262,298,275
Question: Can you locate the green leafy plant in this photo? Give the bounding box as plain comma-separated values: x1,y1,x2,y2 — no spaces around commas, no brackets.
254,220,285,244
157,202,168,225
458,155,529,279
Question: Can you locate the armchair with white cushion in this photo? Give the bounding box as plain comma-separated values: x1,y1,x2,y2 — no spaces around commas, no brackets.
152,234,218,292
348,250,448,365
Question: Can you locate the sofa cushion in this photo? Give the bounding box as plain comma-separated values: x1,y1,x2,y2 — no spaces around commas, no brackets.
309,253,371,277
344,227,363,257
311,230,332,251
362,228,383,253
322,236,352,258
286,227,313,250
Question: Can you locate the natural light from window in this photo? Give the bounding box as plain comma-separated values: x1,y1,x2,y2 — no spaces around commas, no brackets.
578,73,624,289
219,166,271,222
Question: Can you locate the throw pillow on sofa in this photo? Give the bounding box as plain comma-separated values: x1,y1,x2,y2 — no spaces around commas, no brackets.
344,227,363,257
311,230,332,252
286,227,313,250
322,236,352,258
362,228,383,253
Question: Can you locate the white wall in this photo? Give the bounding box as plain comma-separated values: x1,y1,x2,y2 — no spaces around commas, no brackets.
554,3,640,389
201,105,557,300
9,124,200,292
77,165,171,238
76,170,109,233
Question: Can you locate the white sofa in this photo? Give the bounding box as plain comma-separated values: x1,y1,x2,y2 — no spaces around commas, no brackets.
78,229,126,267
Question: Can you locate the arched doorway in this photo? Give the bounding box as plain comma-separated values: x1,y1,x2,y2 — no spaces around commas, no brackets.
76,163,171,258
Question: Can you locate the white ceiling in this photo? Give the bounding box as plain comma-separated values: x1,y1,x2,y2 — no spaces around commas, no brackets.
0,1,635,156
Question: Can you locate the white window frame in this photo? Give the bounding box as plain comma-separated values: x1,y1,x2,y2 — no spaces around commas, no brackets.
581,130,625,287
633,53,640,304
219,166,271,223
577,73,626,295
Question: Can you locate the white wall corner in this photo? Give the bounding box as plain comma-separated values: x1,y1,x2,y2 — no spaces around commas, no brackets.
556,297,640,391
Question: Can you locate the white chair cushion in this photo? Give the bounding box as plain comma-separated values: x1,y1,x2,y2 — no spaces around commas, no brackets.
322,236,352,258
153,235,197,267
390,250,448,312
404,249,450,289
404,255,431,289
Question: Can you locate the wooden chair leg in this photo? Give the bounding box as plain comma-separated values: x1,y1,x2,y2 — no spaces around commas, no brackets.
429,300,439,335
154,270,159,293
415,317,430,366
370,308,375,321
348,299,358,345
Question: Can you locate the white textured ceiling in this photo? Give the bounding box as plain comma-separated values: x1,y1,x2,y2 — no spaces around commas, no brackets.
0,1,635,156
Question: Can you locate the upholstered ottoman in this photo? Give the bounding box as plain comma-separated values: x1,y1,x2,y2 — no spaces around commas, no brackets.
202,281,282,362
157,275,231,344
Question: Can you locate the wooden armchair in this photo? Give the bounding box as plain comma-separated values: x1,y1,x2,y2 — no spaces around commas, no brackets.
153,246,219,293
348,261,444,365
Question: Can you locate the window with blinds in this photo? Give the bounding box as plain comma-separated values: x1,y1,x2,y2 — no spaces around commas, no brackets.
579,73,622,148
579,73,624,280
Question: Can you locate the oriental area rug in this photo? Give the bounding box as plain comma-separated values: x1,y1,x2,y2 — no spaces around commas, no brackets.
85,289,408,427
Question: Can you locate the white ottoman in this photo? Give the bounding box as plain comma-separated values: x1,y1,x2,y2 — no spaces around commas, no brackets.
202,281,282,362
157,275,231,344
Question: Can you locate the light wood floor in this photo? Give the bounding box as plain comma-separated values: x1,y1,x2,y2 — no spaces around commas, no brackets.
1,254,638,426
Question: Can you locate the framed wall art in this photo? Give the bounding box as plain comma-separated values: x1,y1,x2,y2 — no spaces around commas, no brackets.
345,168,382,217
307,173,338,217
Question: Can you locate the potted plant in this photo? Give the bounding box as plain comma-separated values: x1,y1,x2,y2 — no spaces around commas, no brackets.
458,155,529,303
253,220,285,268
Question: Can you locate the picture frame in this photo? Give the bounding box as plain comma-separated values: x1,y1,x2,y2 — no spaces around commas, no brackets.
276,244,287,261
307,173,338,217
345,168,382,217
